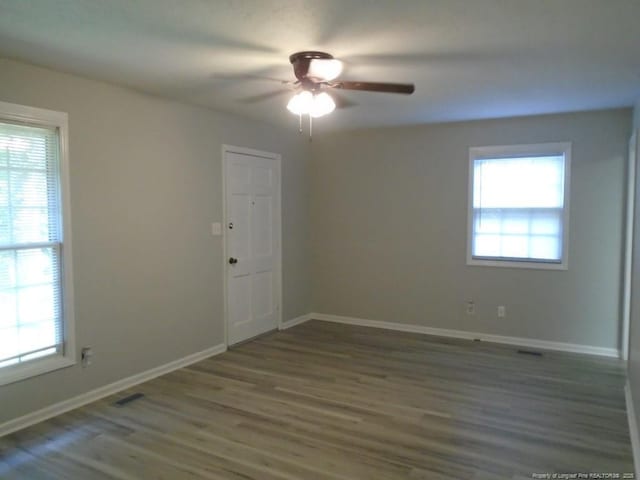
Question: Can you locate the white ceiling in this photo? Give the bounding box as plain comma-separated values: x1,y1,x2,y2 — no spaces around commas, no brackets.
0,0,639,131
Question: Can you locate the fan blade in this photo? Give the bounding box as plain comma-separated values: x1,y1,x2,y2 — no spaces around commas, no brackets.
214,74,295,85
238,89,293,104
331,91,358,109
333,81,415,94
246,75,294,84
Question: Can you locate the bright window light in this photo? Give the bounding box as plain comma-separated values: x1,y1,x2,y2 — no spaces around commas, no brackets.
0,123,63,367
0,100,75,386
467,143,571,269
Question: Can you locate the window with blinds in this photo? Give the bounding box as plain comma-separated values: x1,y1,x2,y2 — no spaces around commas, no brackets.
467,143,571,269
0,102,73,384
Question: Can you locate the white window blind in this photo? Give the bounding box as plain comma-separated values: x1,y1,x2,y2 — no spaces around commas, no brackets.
468,144,570,268
0,121,64,368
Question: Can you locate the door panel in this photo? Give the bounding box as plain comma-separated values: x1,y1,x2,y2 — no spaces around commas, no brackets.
252,271,274,319
229,274,251,328
230,193,251,271
253,165,272,188
230,163,251,190
253,195,273,256
225,148,280,345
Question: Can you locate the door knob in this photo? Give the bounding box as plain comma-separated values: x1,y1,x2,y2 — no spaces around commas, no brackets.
229,257,238,265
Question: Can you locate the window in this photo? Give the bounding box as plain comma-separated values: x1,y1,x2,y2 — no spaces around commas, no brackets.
0,101,74,385
467,142,571,270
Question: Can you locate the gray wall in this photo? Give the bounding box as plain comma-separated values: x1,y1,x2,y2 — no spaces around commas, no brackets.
0,57,311,423
628,98,640,449
311,109,630,349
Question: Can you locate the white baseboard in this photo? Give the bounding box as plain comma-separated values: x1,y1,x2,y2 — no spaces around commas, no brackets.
626,382,640,477
311,313,619,358
0,343,227,438
280,313,313,330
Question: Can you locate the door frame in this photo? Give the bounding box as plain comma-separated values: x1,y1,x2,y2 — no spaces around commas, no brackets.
623,131,638,361
221,144,282,347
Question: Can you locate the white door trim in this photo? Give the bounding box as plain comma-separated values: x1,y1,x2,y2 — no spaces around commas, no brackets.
623,131,638,362
222,144,282,346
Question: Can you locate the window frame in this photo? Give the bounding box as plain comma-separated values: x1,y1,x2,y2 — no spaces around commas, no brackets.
0,100,75,386
466,142,571,270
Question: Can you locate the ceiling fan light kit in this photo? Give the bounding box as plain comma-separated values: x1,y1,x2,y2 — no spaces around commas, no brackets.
286,91,336,117
307,58,343,82
285,51,415,135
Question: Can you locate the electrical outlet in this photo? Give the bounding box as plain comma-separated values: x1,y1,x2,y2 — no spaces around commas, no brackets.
466,301,475,315
497,306,506,318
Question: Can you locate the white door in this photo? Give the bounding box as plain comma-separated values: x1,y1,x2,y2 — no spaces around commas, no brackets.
224,146,281,345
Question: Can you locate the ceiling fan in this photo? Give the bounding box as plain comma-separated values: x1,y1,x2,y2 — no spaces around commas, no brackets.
284,51,415,120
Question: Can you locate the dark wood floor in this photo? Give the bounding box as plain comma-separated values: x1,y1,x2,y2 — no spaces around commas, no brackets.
0,320,634,479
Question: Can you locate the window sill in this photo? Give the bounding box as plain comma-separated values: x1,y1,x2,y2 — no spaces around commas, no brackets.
0,355,76,386
467,258,568,270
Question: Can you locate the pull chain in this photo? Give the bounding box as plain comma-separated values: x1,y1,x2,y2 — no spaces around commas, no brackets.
295,114,314,140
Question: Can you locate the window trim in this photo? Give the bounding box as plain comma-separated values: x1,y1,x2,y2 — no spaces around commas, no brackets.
466,142,571,270
0,100,75,385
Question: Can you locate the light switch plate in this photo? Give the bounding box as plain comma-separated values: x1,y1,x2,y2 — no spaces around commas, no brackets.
211,222,222,236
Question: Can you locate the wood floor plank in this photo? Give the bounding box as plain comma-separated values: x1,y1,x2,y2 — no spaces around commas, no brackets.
1,320,634,479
